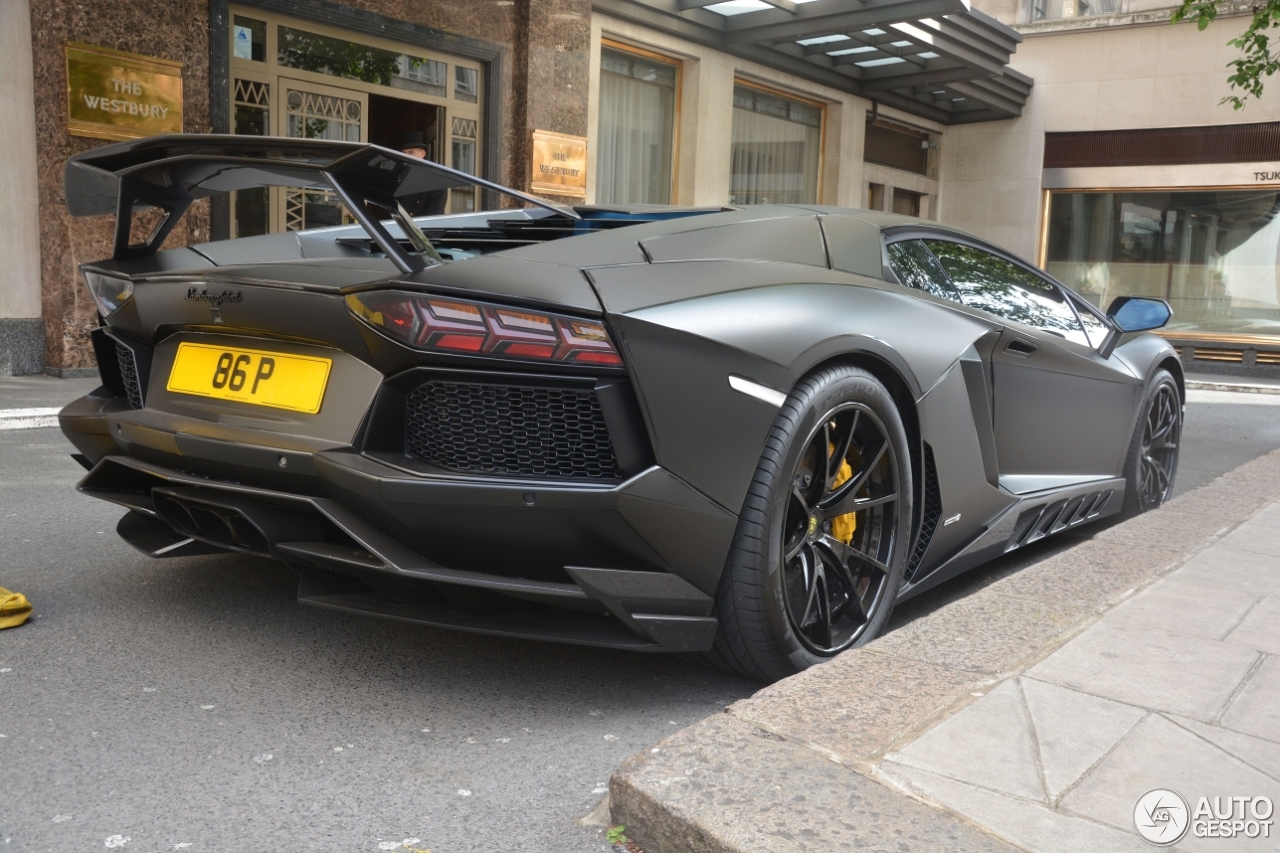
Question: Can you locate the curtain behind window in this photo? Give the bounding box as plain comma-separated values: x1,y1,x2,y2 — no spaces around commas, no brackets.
730,86,821,206
597,48,676,205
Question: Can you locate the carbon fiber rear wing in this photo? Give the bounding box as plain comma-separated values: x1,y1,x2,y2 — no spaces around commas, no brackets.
64,134,578,272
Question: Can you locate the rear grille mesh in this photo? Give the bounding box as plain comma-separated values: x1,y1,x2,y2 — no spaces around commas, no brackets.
116,341,143,409
406,380,623,480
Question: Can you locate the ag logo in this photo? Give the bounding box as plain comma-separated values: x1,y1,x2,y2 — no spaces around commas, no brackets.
1134,788,1190,845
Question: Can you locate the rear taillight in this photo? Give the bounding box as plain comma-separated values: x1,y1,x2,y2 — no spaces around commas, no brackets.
346,291,623,366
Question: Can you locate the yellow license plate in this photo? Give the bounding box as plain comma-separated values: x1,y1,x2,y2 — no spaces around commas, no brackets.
166,342,332,414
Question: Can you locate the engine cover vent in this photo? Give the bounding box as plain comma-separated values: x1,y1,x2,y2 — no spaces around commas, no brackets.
406,380,623,480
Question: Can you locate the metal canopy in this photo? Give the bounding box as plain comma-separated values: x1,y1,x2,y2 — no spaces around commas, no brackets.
593,0,1032,124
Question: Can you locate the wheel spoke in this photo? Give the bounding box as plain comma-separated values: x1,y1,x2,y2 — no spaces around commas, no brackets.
826,411,859,490
798,547,821,628
816,575,834,649
849,547,891,579
832,492,898,517
816,440,888,516
815,534,859,590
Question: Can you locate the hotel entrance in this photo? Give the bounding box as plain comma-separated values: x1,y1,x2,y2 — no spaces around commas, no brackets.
227,6,483,238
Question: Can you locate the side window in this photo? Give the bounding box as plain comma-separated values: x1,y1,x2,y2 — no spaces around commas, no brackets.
924,240,1090,346
1067,292,1112,349
885,240,961,301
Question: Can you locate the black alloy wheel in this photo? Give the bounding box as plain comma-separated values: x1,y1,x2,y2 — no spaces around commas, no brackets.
1138,382,1181,509
705,365,913,682
1122,368,1182,516
781,404,900,654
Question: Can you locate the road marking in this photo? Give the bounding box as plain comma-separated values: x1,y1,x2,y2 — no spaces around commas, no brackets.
0,408,60,430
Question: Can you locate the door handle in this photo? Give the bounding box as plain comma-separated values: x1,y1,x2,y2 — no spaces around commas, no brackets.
1004,338,1039,357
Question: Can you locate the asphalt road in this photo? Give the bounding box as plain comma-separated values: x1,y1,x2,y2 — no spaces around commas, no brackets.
2,381,1280,853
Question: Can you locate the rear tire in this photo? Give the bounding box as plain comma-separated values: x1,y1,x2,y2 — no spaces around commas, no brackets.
708,365,913,682
1121,368,1182,516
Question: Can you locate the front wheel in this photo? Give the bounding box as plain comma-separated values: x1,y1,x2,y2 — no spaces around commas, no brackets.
1121,368,1182,516
709,365,914,682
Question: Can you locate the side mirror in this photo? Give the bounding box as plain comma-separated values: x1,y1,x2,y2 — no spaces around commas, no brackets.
1106,296,1172,333
1097,296,1172,359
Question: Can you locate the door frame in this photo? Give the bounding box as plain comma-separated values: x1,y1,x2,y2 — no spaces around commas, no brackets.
209,0,505,240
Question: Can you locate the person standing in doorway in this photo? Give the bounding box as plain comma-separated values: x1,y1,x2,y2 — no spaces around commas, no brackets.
398,130,446,215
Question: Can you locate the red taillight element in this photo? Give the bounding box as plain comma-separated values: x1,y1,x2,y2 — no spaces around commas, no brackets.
346,291,624,367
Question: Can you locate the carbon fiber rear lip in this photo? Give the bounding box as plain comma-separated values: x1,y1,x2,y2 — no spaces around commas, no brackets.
81,454,719,652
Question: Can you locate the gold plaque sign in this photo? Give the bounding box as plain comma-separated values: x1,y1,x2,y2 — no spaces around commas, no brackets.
66,43,183,141
530,129,587,198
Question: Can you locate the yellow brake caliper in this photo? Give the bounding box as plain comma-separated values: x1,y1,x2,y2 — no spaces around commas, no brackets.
829,442,857,545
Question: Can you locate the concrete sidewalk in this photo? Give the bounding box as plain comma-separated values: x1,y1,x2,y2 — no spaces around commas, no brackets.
611,450,1280,852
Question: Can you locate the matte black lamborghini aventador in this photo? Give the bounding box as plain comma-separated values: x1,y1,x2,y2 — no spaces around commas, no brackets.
59,135,1182,681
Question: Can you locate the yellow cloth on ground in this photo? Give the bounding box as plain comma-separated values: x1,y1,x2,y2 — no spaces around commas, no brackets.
0,587,33,629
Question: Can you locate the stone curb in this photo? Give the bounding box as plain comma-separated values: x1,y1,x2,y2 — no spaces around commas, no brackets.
1185,379,1280,395
610,449,1280,853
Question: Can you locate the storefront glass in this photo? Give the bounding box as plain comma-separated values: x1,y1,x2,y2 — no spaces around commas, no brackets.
1045,189,1280,339
730,84,821,205
596,46,676,205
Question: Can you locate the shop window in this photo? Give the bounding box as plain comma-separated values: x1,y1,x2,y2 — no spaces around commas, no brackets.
455,66,478,104
1028,0,1119,21
1045,189,1280,340
865,122,929,175
597,45,677,205
232,16,266,62
730,84,822,206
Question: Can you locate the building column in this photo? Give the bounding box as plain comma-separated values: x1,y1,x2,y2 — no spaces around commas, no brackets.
512,0,592,201
0,0,44,375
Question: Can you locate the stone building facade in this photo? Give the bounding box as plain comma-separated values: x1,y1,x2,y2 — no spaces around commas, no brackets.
2,0,1278,378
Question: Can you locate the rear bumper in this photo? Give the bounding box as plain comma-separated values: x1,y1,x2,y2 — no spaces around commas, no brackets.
64,395,737,653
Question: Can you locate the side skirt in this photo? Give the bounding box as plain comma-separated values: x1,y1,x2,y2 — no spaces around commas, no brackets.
896,477,1125,602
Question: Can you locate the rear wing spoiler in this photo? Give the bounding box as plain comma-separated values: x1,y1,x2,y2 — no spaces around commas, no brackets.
64,134,578,273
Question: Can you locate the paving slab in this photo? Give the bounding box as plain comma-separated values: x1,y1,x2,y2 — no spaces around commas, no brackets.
1219,655,1280,743
1100,575,1260,640
1060,714,1279,852
1025,618,1260,722
1176,546,1280,598
1217,521,1280,557
1225,595,1280,654
1170,715,1280,780
889,679,1043,800
878,763,1146,853
1019,678,1146,803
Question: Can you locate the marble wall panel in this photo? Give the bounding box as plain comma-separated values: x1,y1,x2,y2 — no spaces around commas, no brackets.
30,0,213,371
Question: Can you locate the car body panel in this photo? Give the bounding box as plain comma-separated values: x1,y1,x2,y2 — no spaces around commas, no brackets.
57,136,1179,653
